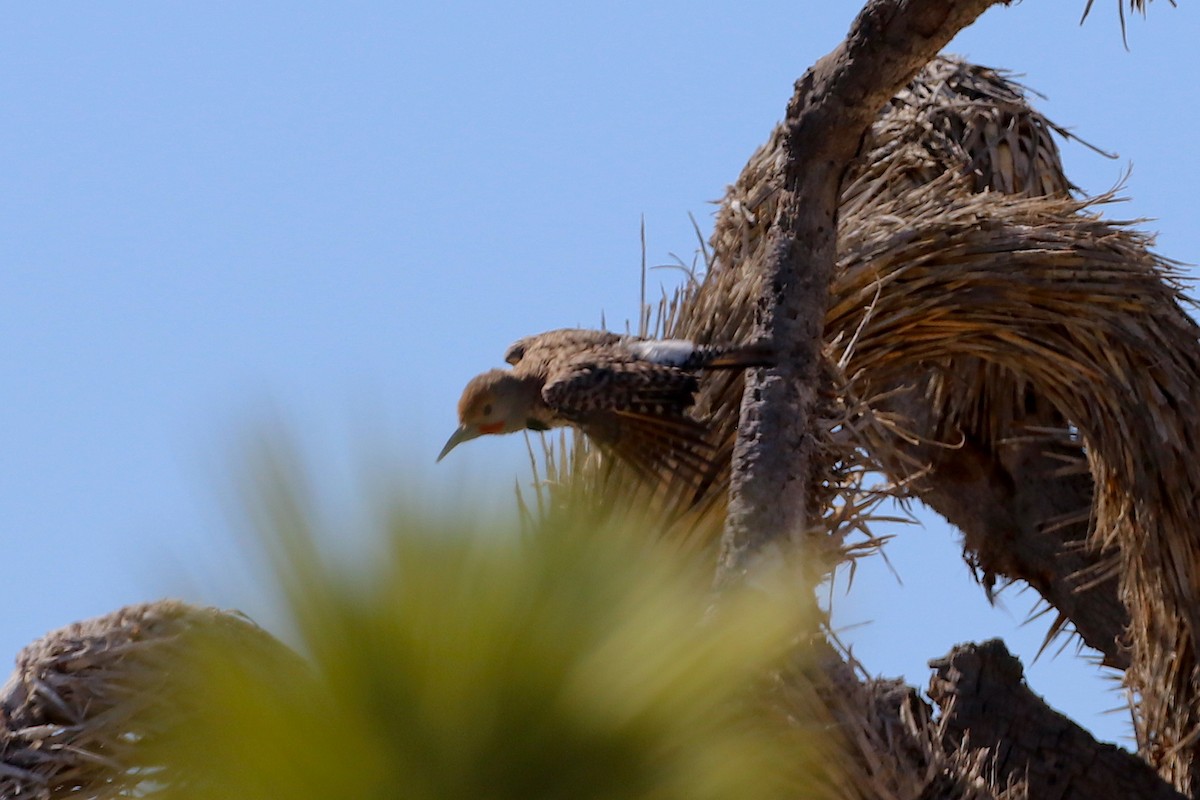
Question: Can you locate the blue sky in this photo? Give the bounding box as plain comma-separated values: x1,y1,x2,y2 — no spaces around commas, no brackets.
4,2,1197,745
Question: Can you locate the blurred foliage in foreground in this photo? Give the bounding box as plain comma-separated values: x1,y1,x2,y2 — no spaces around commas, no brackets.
146,458,833,799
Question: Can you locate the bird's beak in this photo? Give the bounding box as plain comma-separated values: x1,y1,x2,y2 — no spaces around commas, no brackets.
436,425,479,462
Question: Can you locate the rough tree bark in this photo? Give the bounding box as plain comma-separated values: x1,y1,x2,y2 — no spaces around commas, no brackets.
718,0,1005,579
928,640,1180,798
820,639,1185,799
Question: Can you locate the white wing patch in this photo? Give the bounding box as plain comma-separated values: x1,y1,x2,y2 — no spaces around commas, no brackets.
628,339,697,366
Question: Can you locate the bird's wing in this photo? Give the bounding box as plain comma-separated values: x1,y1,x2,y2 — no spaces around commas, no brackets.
505,329,624,366
542,358,716,487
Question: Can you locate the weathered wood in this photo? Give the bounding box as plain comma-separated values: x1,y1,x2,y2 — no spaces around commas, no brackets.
929,640,1185,799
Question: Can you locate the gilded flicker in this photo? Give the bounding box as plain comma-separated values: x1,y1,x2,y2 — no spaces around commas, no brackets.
438,328,771,485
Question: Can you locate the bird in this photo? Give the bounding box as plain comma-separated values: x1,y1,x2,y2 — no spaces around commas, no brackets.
437,328,771,486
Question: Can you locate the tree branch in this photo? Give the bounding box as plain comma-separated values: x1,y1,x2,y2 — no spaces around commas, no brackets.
718,0,1005,581
928,640,1183,798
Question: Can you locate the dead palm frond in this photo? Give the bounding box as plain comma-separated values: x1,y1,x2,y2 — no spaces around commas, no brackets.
1082,0,1174,48
0,600,290,799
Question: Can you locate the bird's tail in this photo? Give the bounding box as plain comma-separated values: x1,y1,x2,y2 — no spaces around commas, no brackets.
697,341,774,370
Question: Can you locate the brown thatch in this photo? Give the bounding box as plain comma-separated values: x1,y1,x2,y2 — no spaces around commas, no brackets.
0,600,284,799
533,55,1200,794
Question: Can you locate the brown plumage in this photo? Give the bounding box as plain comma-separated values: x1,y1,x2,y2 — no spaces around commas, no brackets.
438,328,771,486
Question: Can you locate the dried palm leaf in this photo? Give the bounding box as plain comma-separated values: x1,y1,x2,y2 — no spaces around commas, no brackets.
0,600,287,799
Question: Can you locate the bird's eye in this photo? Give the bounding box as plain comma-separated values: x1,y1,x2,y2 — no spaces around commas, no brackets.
482,403,493,417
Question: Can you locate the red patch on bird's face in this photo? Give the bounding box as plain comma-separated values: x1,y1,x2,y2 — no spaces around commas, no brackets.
479,422,505,435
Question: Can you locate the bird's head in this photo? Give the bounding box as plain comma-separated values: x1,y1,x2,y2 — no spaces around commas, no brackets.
437,370,539,461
